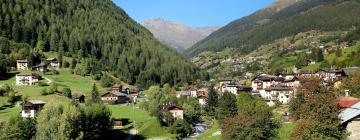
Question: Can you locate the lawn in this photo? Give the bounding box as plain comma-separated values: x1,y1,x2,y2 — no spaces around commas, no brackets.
108,104,175,138
45,69,107,94
194,121,221,140
0,69,108,121
0,105,21,122
275,122,297,140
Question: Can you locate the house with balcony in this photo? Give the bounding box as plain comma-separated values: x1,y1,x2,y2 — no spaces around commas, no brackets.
21,100,46,118
16,73,40,86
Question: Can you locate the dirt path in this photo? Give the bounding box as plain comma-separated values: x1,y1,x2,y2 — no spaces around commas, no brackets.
43,76,52,84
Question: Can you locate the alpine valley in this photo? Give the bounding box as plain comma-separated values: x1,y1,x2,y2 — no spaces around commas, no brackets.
188,0,360,78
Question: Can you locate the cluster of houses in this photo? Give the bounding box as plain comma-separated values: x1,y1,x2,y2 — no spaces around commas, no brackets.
218,79,252,95
15,58,61,86
176,87,208,107
251,68,358,106
100,84,139,104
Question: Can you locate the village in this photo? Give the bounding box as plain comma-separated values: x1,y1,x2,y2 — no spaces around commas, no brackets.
6,56,360,139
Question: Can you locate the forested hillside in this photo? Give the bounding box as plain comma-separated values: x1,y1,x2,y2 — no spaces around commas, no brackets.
186,0,360,57
0,0,204,87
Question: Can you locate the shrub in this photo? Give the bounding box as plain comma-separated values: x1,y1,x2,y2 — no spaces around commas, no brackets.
62,88,72,98
63,61,70,68
48,84,58,94
40,88,48,96
169,119,192,139
6,91,15,103
52,69,60,75
100,75,114,88
38,82,48,87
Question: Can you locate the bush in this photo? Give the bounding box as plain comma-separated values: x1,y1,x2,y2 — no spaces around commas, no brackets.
93,74,102,81
6,91,15,103
62,88,72,98
48,84,58,94
40,88,48,96
100,75,114,88
52,69,59,75
38,82,48,87
169,119,192,139
63,61,70,68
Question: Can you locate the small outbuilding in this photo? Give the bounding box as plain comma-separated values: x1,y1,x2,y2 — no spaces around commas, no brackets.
21,100,46,118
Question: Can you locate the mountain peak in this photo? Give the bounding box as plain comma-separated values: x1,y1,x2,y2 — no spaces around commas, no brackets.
143,19,221,53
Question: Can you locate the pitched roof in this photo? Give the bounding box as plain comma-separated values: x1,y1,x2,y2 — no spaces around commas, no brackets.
339,102,360,124
32,62,49,68
113,92,129,97
160,103,183,111
17,60,28,63
112,84,122,88
337,96,360,108
24,100,46,106
343,67,360,75
320,68,344,73
265,86,293,91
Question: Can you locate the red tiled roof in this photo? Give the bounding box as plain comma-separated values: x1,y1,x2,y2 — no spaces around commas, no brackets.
338,100,360,108
337,96,360,108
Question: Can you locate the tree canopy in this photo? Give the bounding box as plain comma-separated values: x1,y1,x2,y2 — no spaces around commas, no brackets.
0,0,204,87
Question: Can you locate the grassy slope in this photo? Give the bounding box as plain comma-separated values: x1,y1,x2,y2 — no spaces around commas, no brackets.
275,122,297,140
108,105,175,138
303,43,360,70
0,69,106,121
0,69,174,138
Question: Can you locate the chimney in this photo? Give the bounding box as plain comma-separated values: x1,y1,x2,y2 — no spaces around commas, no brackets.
344,89,350,97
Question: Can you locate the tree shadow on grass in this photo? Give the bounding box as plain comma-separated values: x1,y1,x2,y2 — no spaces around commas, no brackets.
0,72,18,80
104,129,146,140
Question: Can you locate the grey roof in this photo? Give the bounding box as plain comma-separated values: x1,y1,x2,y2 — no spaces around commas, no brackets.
29,100,46,105
176,91,190,95
339,102,360,124
343,67,360,75
113,92,129,97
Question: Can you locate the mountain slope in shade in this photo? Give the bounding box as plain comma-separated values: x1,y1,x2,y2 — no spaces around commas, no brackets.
0,0,203,87
143,19,220,53
186,0,360,57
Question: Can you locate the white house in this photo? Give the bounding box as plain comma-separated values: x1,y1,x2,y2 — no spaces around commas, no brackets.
46,58,61,69
223,84,252,95
198,95,206,107
16,60,28,70
176,91,191,98
187,87,198,97
318,68,347,82
32,62,49,72
21,100,46,118
219,79,232,92
161,104,184,120
251,74,277,94
16,73,40,86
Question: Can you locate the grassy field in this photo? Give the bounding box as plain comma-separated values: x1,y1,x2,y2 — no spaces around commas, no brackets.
0,69,108,121
194,121,221,140
108,104,175,138
0,68,176,139
275,122,297,140
0,105,21,122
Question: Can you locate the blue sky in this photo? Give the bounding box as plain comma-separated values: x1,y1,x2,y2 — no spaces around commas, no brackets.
113,0,275,27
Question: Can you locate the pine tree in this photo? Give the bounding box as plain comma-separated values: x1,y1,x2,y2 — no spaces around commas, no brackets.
89,83,100,104
217,92,238,120
205,86,218,117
